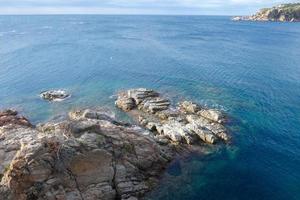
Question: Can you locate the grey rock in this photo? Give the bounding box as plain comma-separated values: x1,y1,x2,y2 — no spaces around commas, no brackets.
69,109,115,121
163,121,196,144
186,115,229,141
138,97,170,113
155,109,180,120
116,89,229,145
154,135,169,145
40,90,70,102
178,101,201,114
197,109,225,123
127,88,159,104
186,123,216,144
116,96,136,111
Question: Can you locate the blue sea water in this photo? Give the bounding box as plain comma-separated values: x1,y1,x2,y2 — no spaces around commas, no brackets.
1,15,300,200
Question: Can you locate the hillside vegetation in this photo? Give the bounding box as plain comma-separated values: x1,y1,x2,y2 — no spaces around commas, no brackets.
233,3,300,22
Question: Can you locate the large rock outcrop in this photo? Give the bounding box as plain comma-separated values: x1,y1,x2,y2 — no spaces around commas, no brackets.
0,89,231,200
0,109,173,200
115,88,229,145
232,3,300,22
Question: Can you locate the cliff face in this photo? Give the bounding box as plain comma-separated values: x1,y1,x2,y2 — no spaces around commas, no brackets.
233,3,300,22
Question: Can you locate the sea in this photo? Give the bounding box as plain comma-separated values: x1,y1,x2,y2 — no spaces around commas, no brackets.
1,15,300,200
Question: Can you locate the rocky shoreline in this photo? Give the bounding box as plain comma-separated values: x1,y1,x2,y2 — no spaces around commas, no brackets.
232,3,300,22
0,88,230,200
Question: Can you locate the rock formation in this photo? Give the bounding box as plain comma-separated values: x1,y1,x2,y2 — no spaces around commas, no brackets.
0,109,173,200
0,109,32,127
0,89,230,199
40,90,70,101
232,3,300,22
115,88,229,145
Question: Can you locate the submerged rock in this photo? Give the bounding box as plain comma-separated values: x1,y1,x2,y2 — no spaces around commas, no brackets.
115,88,229,145
40,89,70,101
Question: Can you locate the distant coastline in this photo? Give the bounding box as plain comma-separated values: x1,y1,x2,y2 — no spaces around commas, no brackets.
232,3,300,22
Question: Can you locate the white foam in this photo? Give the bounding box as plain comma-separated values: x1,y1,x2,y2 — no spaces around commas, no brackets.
0,30,20,36
71,21,85,25
3,30,16,35
41,26,53,29
109,94,117,99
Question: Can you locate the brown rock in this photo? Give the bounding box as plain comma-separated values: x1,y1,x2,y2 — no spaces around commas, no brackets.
178,101,201,114
115,96,136,111
0,108,173,200
0,110,32,127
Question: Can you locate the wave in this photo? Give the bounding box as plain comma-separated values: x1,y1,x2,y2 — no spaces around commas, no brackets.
198,99,229,111
0,30,23,36
41,26,53,29
70,21,85,25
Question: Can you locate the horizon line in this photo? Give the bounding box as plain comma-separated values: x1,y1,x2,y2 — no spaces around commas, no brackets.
0,13,239,16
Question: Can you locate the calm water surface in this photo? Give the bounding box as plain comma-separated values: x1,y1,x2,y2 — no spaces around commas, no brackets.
1,15,300,200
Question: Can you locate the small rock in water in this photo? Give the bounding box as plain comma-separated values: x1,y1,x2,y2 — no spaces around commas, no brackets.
40,89,70,101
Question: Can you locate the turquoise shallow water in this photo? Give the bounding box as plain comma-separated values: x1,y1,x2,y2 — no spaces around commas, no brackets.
1,15,300,200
